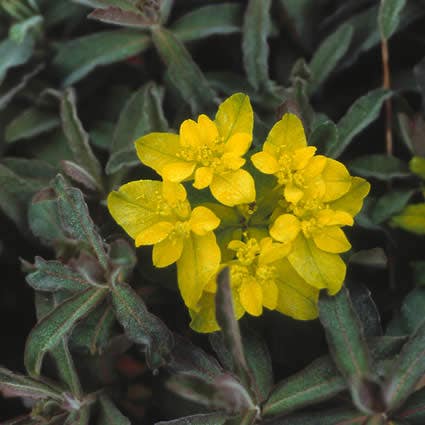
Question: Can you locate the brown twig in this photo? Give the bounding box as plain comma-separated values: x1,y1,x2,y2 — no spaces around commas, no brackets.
381,38,393,155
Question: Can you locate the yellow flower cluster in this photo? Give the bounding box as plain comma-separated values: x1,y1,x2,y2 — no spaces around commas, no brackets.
107,93,370,332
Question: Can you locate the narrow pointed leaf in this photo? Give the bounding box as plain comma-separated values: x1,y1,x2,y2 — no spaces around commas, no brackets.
349,155,410,180
151,27,217,113
54,175,108,270
371,190,414,224
60,89,103,190
378,0,407,40
61,160,102,192
88,7,152,29
398,386,425,424
384,318,425,411
98,395,130,425
156,412,227,425
24,287,108,377
111,281,174,369
0,35,34,81
242,0,272,91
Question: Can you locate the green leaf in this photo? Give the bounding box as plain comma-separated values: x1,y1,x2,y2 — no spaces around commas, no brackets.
105,148,139,175
53,30,151,86
61,160,103,192
151,27,217,113
327,89,392,158
90,121,114,151
215,268,254,395
0,367,63,401
171,3,243,42
242,0,272,91
53,175,108,270
371,190,414,224
309,120,338,154
399,288,425,334
398,386,425,424
349,154,410,180
26,257,99,292
60,88,103,191
397,114,425,157
111,281,174,369
98,395,130,425
410,156,425,179
391,204,425,235
24,287,108,377
412,262,425,287
384,318,425,411
378,0,407,40
308,24,353,94
263,356,345,417
156,413,227,425
65,405,90,425
0,35,34,81
5,107,60,144
88,7,153,29
9,15,43,43
349,248,388,269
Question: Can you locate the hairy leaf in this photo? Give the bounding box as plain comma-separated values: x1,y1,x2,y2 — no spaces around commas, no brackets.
378,0,407,40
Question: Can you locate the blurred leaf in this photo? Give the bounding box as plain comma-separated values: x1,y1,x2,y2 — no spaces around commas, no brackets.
53,30,151,86
0,367,62,401
392,204,425,235
371,190,414,224
399,288,425,334
378,0,407,40
88,7,154,28
349,155,410,180
171,3,242,41
61,160,102,192
65,405,90,425
98,394,130,425
412,262,425,287
349,248,388,269
415,56,425,113
308,24,353,94
309,120,338,153
327,89,392,158
5,107,60,144
384,317,425,410
54,175,108,269
111,281,174,369
60,88,103,191
24,287,108,376
263,356,345,418
242,0,272,91
410,156,425,179
9,15,43,43
398,114,425,157
156,412,227,425
108,238,137,280
152,27,217,113
398,386,425,424
26,257,99,292
167,373,254,415
215,268,254,395
105,147,138,175
90,121,114,151
0,35,34,82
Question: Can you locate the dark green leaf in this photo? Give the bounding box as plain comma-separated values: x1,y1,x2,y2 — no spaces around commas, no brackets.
412,262,425,287
0,35,34,81
106,148,139,176
384,317,425,410
349,155,410,180
371,190,414,224
90,121,114,151
397,113,425,157
242,0,272,91
400,288,425,334
24,287,108,377
53,30,151,86
378,0,407,40
88,7,153,29
60,89,103,191
26,257,98,292
61,160,102,192
5,108,60,144
64,405,90,425
156,413,227,425
398,386,425,424
0,367,63,401
111,281,174,369
309,120,338,154
54,175,108,270
171,3,243,42
308,24,353,94
98,395,130,425
151,27,217,113
263,356,345,418
327,89,392,158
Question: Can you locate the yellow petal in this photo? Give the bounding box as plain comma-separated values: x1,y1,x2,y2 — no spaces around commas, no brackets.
162,181,187,204
288,235,346,295
284,183,304,204
193,167,214,189
313,226,352,253
259,238,291,264
274,259,319,320
152,235,184,267
316,209,354,227
270,214,301,244
225,133,252,156
215,93,253,143
135,133,181,176
107,180,172,240
135,221,174,246
322,158,352,202
391,203,425,235
190,206,220,236
228,239,246,252
329,177,371,216
251,151,279,174
292,147,317,170
239,278,263,316
261,279,278,310
162,161,196,182
198,114,219,145
263,113,307,154
180,119,200,147
302,155,327,179
210,169,256,206
222,152,246,170
177,233,221,309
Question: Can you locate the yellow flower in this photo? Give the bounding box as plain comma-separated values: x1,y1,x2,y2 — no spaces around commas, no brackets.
107,180,221,308
135,93,256,206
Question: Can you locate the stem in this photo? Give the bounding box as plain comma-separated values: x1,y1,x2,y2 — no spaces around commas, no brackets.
381,38,393,155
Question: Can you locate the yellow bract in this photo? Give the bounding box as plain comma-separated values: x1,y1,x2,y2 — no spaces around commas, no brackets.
107,93,370,333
